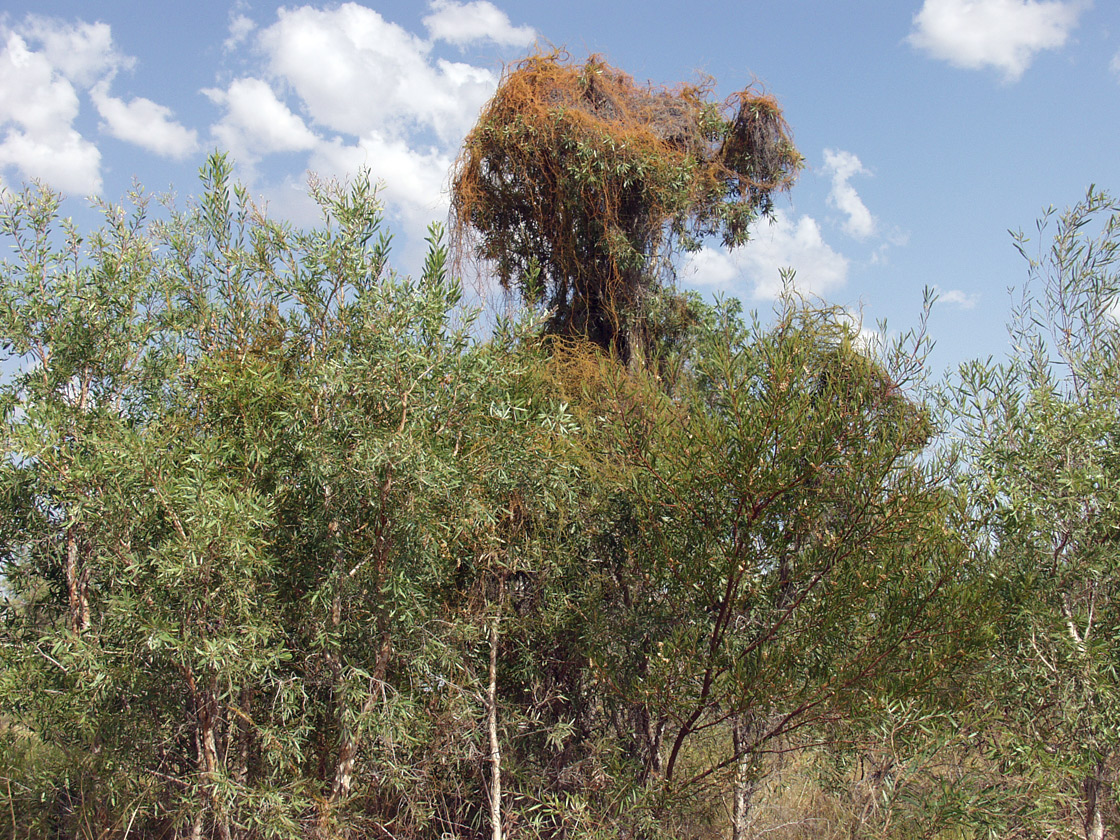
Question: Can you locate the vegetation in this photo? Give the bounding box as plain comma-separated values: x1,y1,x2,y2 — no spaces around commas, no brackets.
1,54,1119,840
450,52,801,362
946,189,1120,840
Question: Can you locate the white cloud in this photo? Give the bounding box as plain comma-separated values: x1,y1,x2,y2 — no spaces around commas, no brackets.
0,32,81,136
907,0,1086,82
423,0,537,47
684,210,849,301
0,16,203,187
842,309,886,355
934,286,981,308
203,2,537,221
91,81,198,159
204,78,319,163
0,128,101,195
16,16,130,86
822,148,876,239
1111,50,1120,79
0,28,102,192
309,132,453,225
685,246,741,290
1107,296,1120,322
224,14,256,52
256,3,498,143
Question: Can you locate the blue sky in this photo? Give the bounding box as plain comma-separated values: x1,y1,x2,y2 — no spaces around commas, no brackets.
1,0,1118,375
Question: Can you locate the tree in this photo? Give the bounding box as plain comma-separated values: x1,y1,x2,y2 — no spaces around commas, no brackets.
0,146,989,840
0,155,584,839
952,188,1120,840
543,295,974,836
450,52,802,362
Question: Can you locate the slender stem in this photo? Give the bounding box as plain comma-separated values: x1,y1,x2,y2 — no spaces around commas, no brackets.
488,614,503,840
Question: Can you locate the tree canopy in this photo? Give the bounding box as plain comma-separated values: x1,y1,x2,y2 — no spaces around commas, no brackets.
949,189,1120,840
450,52,802,361
3,50,1120,840
0,153,981,840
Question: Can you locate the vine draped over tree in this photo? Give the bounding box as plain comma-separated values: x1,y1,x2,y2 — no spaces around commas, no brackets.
11,47,1115,840
450,52,802,362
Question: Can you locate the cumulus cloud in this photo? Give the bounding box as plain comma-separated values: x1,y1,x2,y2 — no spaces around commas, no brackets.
256,3,498,143
0,128,101,195
0,15,202,192
202,1,539,225
423,0,537,47
934,286,981,308
16,16,130,86
0,32,81,137
309,132,454,223
822,148,876,239
204,78,319,163
907,0,1086,82
91,82,198,159
684,210,849,301
0,27,103,192
224,14,256,52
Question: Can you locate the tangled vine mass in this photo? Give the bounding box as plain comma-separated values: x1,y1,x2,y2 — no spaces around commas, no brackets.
451,52,802,361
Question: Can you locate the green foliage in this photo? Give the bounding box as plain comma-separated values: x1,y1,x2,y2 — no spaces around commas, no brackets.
950,187,1120,839
0,154,582,839
1,150,1068,840
538,293,975,832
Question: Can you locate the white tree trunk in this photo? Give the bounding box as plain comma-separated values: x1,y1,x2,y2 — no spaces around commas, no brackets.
488,615,503,840
65,526,89,634
1084,764,1106,840
731,713,758,840
194,678,230,840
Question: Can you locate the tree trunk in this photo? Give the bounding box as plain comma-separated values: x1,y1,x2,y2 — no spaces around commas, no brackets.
325,501,355,805
192,675,230,840
319,482,391,838
330,728,356,803
328,584,354,803
1084,762,1106,840
629,702,665,784
731,713,759,840
644,709,665,781
325,629,392,827
232,685,252,785
65,526,89,634
488,614,503,840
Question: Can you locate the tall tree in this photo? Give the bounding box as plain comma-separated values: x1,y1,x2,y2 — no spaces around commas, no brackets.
0,155,582,839
952,188,1120,840
545,296,974,835
450,52,801,362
